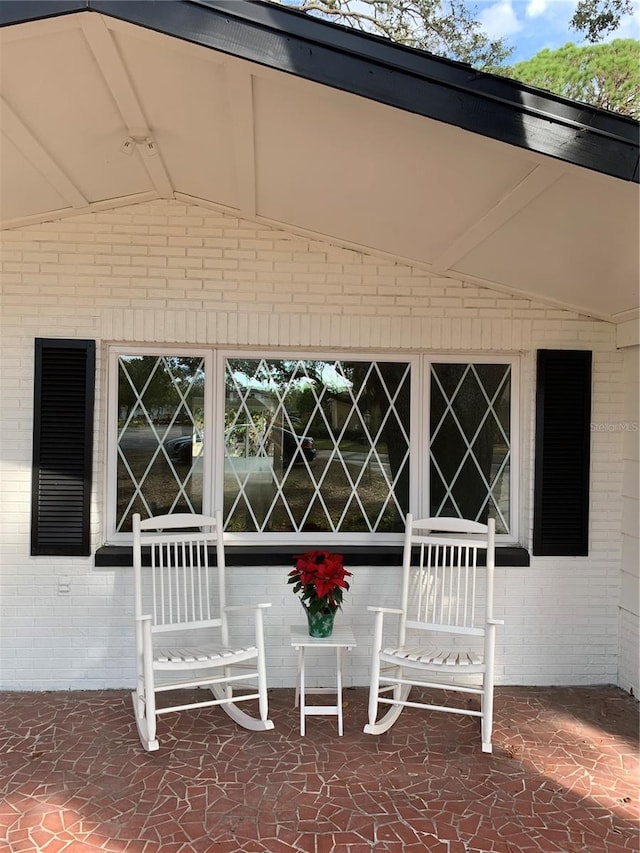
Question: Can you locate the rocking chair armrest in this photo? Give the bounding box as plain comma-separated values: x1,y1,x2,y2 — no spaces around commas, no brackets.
224,602,272,613
367,606,404,615
136,613,153,624
487,618,504,626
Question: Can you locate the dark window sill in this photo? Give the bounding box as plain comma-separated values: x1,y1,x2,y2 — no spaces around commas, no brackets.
94,544,530,568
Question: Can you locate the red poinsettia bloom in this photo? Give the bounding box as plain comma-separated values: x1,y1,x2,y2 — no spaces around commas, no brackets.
288,550,352,615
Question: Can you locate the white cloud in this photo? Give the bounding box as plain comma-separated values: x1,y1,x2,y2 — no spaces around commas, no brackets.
603,0,640,40
471,0,637,62
479,0,523,39
526,0,549,18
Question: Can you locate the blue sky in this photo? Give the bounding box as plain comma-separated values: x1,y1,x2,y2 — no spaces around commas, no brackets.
282,0,639,63
470,0,640,62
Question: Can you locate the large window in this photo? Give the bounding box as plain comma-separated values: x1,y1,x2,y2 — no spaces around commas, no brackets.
223,358,411,536
107,349,518,543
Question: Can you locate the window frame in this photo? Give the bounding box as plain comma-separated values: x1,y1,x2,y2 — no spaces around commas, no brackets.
105,346,215,543
105,346,520,545
425,354,521,545
216,349,419,546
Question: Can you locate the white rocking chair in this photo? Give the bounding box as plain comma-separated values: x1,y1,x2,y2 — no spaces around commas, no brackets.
132,512,274,751
364,514,502,753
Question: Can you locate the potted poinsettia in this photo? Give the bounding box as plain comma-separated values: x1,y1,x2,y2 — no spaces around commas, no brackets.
288,550,352,637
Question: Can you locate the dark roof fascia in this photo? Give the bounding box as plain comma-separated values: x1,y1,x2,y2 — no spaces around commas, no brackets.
195,0,639,143
0,0,87,26
2,0,638,183
91,0,640,184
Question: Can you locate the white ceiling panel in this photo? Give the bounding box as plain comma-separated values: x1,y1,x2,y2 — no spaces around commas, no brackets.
252,75,539,261
453,170,640,318
111,27,239,207
1,22,153,204
0,134,71,220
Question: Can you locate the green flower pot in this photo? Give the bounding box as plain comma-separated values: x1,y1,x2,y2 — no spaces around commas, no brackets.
305,606,336,638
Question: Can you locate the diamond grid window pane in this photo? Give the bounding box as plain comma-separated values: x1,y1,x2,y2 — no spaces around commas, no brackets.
116,355,205,532
430,363,511,534
224,358,410,534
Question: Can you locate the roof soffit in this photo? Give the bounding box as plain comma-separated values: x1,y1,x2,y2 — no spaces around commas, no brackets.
0,1,638,323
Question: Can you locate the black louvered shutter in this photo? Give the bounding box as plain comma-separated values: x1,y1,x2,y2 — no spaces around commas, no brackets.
31,339,95,556
533,349,592,556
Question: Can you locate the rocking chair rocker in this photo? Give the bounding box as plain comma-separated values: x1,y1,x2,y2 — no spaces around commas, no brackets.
364,514,502,753
132,511,274,751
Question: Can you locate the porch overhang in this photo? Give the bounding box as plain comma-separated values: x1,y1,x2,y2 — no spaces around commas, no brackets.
1,0,638,324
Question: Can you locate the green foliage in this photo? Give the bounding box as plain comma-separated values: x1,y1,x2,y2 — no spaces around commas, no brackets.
503,39,640,118
118,355,205,425
570,0,634,42
282,0,512,68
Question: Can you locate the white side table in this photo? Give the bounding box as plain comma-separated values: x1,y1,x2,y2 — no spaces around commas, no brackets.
290,625,357,736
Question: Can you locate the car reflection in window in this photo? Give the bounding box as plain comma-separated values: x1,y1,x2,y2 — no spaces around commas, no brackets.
165,433,203,465
272,426,317,466
166,428,315,467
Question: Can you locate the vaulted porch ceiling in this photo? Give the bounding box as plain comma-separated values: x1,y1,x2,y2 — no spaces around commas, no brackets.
1,0,638,324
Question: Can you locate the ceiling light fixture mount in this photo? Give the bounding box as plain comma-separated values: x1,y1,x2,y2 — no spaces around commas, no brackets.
120,135,157,156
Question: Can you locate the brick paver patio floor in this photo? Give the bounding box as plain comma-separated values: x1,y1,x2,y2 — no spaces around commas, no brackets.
0,685,637,852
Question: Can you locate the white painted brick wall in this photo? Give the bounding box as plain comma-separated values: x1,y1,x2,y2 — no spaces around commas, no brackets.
619,608,640,696
618,345,639,697
0,199,626,690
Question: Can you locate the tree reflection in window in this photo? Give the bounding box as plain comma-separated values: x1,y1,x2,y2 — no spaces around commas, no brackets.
116,355,205,531
224,359,411,534
430,363,511,534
